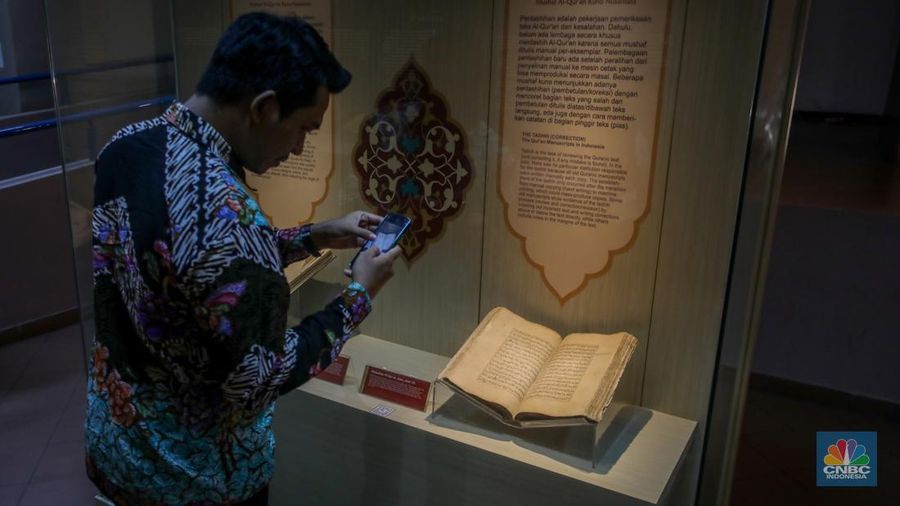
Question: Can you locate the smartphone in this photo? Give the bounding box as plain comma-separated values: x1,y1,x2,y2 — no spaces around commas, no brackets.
348,213,411,269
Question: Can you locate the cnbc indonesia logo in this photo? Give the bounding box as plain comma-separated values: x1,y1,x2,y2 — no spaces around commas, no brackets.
818,432,877,487
824,439,870,476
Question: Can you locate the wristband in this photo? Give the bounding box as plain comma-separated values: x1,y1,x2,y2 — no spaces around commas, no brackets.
348,281,372,304
299,223,321,257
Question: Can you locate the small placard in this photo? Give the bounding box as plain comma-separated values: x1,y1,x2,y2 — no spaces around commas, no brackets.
314,356,350,385
370,404,395,418
360,365,431,411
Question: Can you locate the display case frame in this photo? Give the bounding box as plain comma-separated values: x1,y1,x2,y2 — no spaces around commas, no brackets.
160,0,805,503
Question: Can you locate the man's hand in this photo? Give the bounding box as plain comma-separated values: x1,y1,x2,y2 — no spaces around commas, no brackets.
351,246,402,298
310,211,382,250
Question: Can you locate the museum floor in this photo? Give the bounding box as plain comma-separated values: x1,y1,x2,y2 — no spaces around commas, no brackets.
0,116,897,505
0,324,93,505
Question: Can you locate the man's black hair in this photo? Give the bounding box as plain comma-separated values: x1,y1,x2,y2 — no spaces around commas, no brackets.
196,12,351,116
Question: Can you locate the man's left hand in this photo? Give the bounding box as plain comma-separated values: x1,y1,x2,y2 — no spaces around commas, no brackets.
310,211,382,250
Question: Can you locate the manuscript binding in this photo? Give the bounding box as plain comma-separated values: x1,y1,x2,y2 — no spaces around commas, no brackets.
438,307,637,428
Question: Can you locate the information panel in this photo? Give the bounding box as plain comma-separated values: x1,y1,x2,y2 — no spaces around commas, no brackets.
231,0,335,228
499,0,670,301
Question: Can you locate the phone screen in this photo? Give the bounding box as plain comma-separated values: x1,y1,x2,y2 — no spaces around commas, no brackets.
367,218,404,252
349,214,410,269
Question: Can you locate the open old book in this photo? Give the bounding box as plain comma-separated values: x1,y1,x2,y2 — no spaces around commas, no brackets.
438,307,637,427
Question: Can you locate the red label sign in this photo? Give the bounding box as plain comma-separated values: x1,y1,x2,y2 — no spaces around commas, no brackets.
314,356,350,385
360,365,431,411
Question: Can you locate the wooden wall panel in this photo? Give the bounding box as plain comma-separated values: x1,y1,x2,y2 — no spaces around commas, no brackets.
316,0,494,356
478,0,686,406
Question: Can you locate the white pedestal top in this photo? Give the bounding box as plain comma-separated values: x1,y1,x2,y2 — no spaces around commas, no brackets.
297,334,696,505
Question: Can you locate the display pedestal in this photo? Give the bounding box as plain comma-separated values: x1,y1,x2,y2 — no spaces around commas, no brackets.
272,335,696,505
431,379,626,472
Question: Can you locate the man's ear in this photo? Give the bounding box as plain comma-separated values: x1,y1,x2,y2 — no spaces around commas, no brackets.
248,90,279,125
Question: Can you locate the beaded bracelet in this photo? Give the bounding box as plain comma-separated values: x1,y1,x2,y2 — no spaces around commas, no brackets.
347,281,371,304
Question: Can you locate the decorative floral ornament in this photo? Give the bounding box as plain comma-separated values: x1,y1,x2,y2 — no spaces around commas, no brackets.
353,58,473,262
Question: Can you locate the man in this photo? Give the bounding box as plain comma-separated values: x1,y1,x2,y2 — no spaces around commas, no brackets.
86,12,399,504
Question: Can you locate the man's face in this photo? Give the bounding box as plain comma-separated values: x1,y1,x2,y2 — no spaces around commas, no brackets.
243,85,329,174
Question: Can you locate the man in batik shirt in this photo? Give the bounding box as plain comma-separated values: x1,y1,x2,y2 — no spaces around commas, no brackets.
86,13,401,505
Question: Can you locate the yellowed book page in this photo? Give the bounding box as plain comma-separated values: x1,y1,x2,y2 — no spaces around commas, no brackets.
440,307,561,417
587,332,637,421
517,332,631,420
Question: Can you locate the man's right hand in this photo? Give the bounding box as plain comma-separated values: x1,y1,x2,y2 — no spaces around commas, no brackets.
350,246,402,298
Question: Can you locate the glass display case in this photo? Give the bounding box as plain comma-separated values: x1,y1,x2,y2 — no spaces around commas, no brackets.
167,0,777,504
43,0,805,503
41,0,177,360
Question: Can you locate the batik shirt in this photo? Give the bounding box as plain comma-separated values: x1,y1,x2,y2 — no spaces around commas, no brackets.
85,102,371,505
